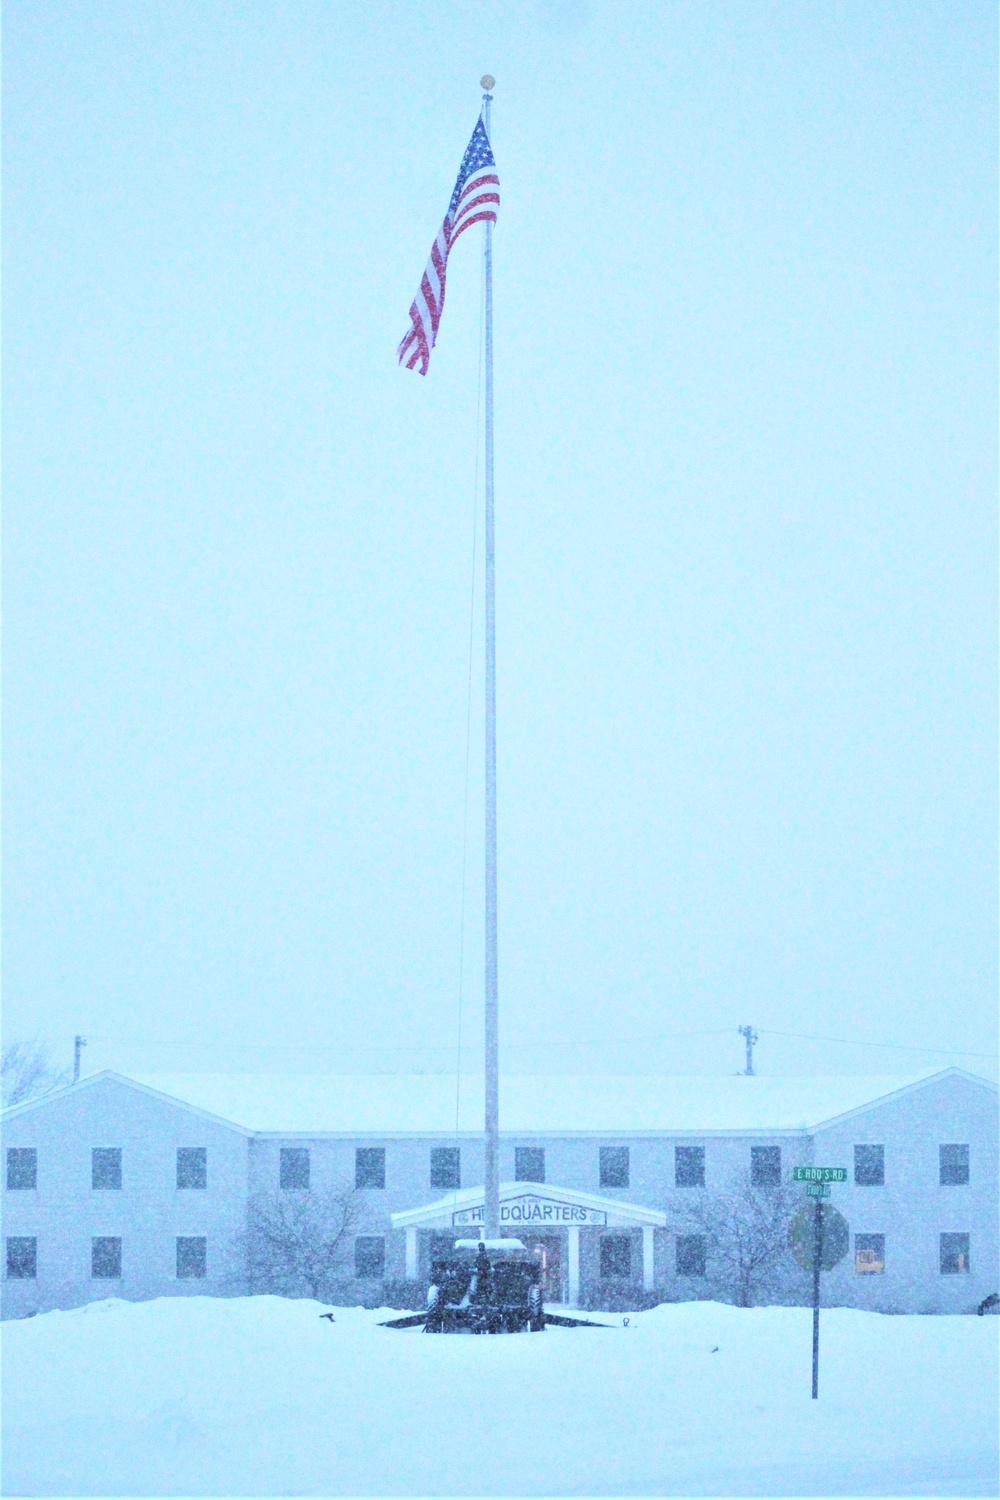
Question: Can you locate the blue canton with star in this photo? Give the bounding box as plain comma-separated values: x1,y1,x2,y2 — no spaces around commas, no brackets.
448,119,496,216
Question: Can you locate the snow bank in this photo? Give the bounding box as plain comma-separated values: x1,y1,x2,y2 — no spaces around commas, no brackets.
2,1295,997,1496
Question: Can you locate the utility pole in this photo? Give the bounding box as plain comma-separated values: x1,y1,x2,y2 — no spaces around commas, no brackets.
738,1024,758,1076
73,1035,87,1084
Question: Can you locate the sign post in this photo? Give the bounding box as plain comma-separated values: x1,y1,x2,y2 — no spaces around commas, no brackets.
789,1168,849,1398
810,1198,821,1398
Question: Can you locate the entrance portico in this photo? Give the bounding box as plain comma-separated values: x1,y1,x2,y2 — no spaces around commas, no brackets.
392,1182,666,1304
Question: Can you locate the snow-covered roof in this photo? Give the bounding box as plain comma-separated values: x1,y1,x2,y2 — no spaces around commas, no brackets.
109,1069,987,1135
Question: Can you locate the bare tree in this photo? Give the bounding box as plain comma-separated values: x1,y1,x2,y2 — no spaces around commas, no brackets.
672,1171,800,1307
1,1039,70,1109
243,1184,365,1300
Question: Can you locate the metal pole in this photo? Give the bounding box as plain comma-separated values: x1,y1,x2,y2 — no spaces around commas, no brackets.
481,79,499,1241
811,1199,822,1398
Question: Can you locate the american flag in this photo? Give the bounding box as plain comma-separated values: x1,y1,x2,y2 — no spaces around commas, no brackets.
398,117,499,376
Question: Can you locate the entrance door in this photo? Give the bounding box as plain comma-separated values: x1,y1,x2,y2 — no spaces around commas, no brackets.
521,1235,563,1303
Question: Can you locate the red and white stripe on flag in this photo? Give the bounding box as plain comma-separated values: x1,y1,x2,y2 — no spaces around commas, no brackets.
398,118,499,376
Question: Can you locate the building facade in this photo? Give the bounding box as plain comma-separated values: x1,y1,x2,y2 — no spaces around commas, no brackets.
2,1068,996,1318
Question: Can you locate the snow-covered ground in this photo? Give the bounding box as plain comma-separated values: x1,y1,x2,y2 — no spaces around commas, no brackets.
2,1296,997,1496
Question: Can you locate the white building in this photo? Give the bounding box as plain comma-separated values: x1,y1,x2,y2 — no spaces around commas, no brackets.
2,1067,995,1318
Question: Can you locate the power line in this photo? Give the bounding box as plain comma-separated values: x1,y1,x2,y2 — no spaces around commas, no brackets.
756,1027,994,1060
78,1025,994,1062
80,1026,734,1055
506,1027,732,1052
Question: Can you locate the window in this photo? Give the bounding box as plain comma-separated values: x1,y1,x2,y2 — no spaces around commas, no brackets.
356,1147,386,1189
600,1235,631,1279
355,1236,386,1279
854,1234,885,1274
751,1146,781,1187
6,1148,37,1190
280,1147,310,1190
854,1144,884,1186
600,1147,629,1189
430,1148,460,1190
940,1233,970,1275
675,1146,705,1188
176,1237,207,1279
940,1145,969,1187
515,1147,545,1183
92,1148,122,1190
6,1237,37,1279
92,1237,122,1279
676,1235,706,1277
177,1148,207,1190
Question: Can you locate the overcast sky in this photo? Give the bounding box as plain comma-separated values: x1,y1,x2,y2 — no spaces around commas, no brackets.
5,1,996,1083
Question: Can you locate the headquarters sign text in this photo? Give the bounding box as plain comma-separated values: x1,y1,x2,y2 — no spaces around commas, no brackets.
453,1195,607,1227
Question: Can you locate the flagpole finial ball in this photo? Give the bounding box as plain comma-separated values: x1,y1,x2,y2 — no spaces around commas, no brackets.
480,75,495,91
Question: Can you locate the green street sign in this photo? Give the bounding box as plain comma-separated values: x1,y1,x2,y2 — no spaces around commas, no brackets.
789,1203,850,1271
805,1183,831,1198
792,1166,847,1183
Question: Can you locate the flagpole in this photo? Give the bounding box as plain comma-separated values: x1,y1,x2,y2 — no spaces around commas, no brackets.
480,75,500,1241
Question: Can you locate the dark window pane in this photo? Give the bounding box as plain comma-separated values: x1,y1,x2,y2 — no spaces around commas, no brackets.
92,1148,122,1190
356,1148,386,1189
600,1147,629,1189
940,1145,969,1187
92,1237,122,1279
675,1146,705,1187
7,1148,37,1190
940,1233,970,1274
430,1148,460,1190
600,1235,631,1279
854,1145,884,1186
177,1148,207,1189
515,1147,545,1183
6,1237,37,1279
751,1146,781,1187
176,1237,207,1278
355,1236,386,1278
855,1234,885,1273
676,1234,706,1277
280,1148,310,1190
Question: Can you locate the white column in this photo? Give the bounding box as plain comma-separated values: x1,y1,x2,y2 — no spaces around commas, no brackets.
405,1227,418,1281
642,1226,655,1292
568,1226,580,1306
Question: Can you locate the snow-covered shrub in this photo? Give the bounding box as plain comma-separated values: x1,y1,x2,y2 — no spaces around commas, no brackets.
379,1278,428,1310
670,1170,801,1308
579,1286,672,1313
314,1277,427,1311
241,1184,366,1301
